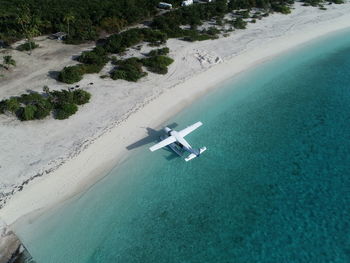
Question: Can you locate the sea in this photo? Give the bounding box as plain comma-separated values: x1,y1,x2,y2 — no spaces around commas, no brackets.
15,28,350,263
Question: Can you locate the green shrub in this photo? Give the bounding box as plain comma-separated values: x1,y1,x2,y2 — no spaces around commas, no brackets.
62,47,109,82
78,49,108,65
34,105,52,119
100,17,126,33
111,70,128,80
18,105,37,121
72,89,91,105
58,65,84,84
141,55,174,75
55,103,78,120
241,11,251,19
233,18,247,29
17,41,39,51
80,64,105,74
49,90,74,105
103,28,167,54
147,47,170,57
272,4,292,14
18,93,45,104
182,30,217,42
151,0,227,37
110,56,118,65
142,29,167,46
3,56,16,68
204,27,221,36
49,89,90,119
111,58,147,82
33,99,52,119
0,100,5,114
5,98,20,113
0,88,90,120
18,93,53,120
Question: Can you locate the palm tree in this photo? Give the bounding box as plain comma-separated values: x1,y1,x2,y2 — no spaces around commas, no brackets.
27,26,40,54
64,13,75,37
16,6,40,55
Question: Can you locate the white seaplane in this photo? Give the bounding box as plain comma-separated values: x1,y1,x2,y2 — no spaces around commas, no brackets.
149,121,206,161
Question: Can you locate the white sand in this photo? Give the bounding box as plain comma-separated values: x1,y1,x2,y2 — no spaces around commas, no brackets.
1,3,350,226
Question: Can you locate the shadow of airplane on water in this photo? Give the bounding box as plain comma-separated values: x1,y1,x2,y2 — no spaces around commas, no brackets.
126,123,180,161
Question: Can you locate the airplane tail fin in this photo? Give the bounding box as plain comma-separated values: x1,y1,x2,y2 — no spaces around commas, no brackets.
185,147,207,162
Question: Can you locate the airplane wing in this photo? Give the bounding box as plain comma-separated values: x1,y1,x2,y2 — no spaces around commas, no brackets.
149,136,176,152
178,121,203,137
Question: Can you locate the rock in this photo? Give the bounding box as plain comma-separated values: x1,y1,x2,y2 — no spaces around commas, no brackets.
0,220,22,263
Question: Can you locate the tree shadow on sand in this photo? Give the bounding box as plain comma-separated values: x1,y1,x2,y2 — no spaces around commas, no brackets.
48,70,60,80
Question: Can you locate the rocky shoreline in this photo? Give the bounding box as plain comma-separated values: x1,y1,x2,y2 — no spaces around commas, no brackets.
0,220,34,263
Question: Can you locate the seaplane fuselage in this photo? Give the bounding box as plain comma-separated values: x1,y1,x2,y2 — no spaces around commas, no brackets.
164,127,200,156
150,122,206,161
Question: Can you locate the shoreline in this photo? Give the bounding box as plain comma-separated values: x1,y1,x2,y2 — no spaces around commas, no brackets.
1,4,350,227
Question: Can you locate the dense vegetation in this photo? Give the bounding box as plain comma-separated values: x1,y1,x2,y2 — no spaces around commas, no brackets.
0,0,160,44
111,58,147,82
110,52,174,81
103,28,167,53
141,55,174,74
58,46,109,83
147,47,170,57
27,0,345,85
58,28,167,84
0,88,91,120
0,0,344,121
151,1,227,39
0,0,344,45
58,65,84,84
301,0,343,7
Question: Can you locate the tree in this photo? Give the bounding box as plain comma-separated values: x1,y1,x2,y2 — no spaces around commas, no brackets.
16,6,40,54
63,13,75,36
58,65,83,84
100,17,126,33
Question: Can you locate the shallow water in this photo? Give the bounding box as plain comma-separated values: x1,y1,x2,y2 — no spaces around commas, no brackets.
17,29,350,263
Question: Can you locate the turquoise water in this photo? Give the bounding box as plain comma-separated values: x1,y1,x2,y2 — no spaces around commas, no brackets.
18,29,350,263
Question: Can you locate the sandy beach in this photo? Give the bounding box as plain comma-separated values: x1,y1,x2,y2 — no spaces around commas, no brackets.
1,2,350,229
